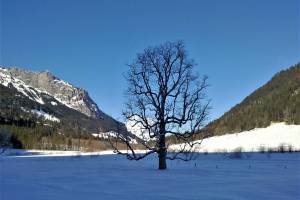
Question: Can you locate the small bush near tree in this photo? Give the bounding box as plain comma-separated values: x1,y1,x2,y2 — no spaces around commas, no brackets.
258,145,266,153
278,143,286,153
287,145,294,153
0,129,12,153
229,147,243,159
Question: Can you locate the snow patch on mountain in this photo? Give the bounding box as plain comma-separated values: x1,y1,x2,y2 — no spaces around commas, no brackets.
31,109,60,122
92,131,118,139
53,79,73,87
50,101,58,106
125,116,153,142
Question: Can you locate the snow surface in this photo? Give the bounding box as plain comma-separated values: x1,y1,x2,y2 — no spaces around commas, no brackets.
92,131,118,139
0,152,299,200
49,79,96,116
170,123,300,152
50,101,58,106
31,109,60,122
53,79,73,88
0,149,118,157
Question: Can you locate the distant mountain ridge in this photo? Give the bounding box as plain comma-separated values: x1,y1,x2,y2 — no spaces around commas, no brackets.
206,63,300,136
0,66,122,134
2,67,104,119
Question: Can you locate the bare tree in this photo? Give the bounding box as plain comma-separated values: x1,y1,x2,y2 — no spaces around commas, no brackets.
110,41,210,170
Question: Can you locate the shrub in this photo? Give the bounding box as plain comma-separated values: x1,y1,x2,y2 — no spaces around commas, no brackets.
229,147,243,159
0,128,12,148
266,144,294,153
267,147,276,153
258,145,266,153
278,143,286,153
287,145,294,153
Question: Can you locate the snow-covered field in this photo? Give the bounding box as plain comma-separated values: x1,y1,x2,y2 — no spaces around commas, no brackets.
171,123,300,152
1,122,300,199
0,149,146,157
1,152,299,200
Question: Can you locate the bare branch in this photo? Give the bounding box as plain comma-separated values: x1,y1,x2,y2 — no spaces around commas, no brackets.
110,41,210,169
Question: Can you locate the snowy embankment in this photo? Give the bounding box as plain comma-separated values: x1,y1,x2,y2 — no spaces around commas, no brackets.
1,123,299,158
0,149,114,157
170,123,300,152
0,149,149,158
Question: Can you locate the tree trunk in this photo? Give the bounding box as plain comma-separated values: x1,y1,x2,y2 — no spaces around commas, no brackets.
158,149,167,170
158,135,167,170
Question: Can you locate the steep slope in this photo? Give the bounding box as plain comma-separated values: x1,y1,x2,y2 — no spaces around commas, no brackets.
0,66,122,134
171,123,300,152
4,67,104,119
206,63,300,136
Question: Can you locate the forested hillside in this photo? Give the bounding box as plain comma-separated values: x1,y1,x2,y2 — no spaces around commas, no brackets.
0,67,126,150
206,63,300,136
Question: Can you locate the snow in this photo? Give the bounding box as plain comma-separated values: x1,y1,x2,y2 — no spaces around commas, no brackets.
170,123,300,152
53,79,72,87
50,80,90,113
92,131,118,139
0,152,299,200
0,67,94,115
0,67,7,72
0,149,149,157
91,104,98,112
0,68,45,104
125,116,153,141
53,93,89,114
50,101,58,106
31,109,60,122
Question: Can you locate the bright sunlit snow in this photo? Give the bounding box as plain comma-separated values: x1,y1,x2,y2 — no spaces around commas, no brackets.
125,116,154,141
0,152,299,200
170,123,300,152
92,131,118,139
31,109,60,122
50,101,58,106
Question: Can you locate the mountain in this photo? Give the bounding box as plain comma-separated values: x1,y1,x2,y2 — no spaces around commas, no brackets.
205,63,300,136
3,67,104,119
0,66,123,137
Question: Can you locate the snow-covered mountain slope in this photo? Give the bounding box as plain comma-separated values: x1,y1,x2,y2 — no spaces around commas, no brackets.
124,115,156,142
170,123,300,152
0,66,103,119
126,120,151,141
0,66,123,134
31,109,60,122
0,67,45,104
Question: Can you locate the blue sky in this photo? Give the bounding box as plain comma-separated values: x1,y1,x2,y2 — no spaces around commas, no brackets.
1,0,299,122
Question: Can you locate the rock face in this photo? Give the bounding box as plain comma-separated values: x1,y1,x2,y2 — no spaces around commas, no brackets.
0,66,123,134
5,67,104,119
